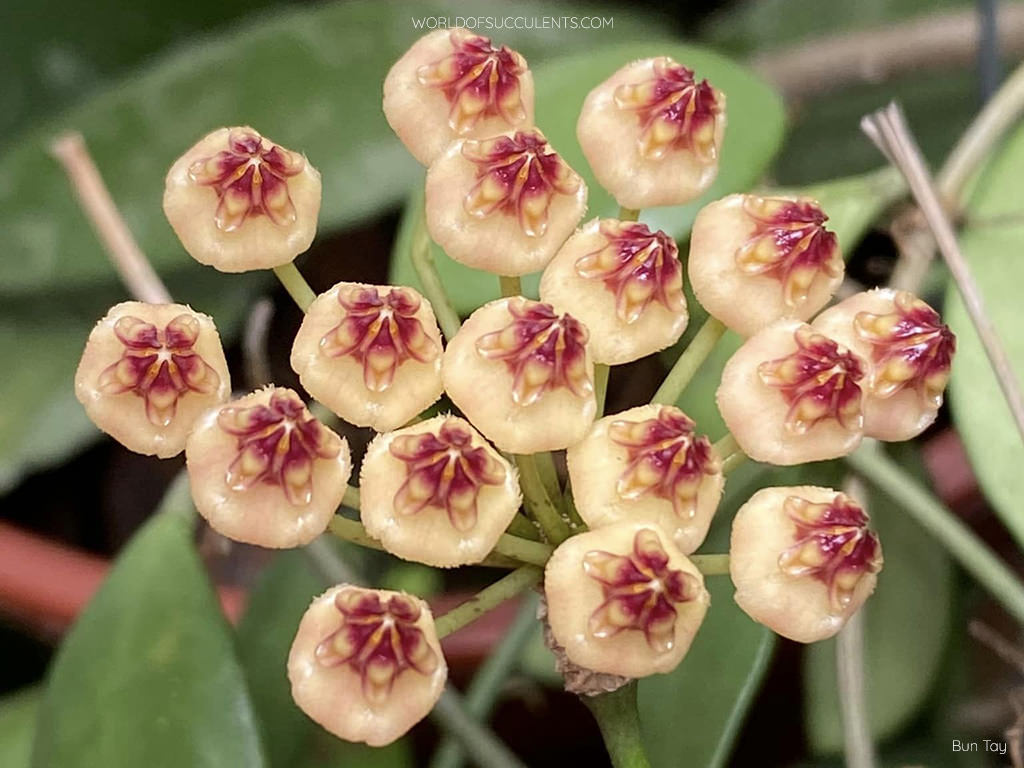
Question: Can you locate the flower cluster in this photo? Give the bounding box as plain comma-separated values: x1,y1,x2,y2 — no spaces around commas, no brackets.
73,27,956,751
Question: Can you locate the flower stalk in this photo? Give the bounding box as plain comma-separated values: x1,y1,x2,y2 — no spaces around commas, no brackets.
272,262,316,312
713,433,748,475
584,682,653,768
651,317,727,405
434,566,542,638
515,454,572,544
412,204,462,341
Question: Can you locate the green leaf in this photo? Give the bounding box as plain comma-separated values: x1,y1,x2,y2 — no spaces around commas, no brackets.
946,122,1024,548
32,476,266,768
0,687,41,768
0,0,662,298
803,445,954,752
390,41,785,313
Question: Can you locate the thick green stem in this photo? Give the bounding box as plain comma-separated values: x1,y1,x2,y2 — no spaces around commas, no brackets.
411,206,461,341
846,443,1024,624
494,534,553,566
505,514,541,541
584,682,652,768
272,262,316,312
651,317,727,405
430,595,539,768
713,433,749,475
434,566,542,638
534,453,564,510
689,554,730,576
498,275,523,297
594,363,610,415
618,207,641,222
515,454,571,544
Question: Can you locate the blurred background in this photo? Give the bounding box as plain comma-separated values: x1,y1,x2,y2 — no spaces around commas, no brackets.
2,0,1023,766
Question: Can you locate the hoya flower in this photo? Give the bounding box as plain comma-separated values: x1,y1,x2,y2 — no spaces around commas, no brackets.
717,320,867,465
539,219,688,364
730,486,882,643
545,522,709,678
383,28,535,165
360,415,521,567
185,387,351,548
567,405,723,554
75,301,231,458
425,128,587,276
689,194,844,337
577,56,726,209
813,289,956,441
289,585,446,746
164,126,321,272
442,297,596,453
290,282,444,431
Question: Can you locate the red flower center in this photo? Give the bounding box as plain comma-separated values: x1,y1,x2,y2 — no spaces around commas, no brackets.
584,528,700,653
388,419,507,532
97,314,220,427
778,494,883,610
316,589,439,706
320,286,439,393
575,221,686,323
189,127,305,232
476,298,592,406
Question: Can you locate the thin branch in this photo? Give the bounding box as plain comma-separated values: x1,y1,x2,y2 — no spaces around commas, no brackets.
651,317,727,406
50,132,171,304
411,204,461,341
433,566,542,638
514,454,571,544
861,103,1024,446
272,262,316,312
688,554,730,576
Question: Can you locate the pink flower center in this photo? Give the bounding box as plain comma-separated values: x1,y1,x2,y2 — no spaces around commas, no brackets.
584,528,700,653
320,286,439,393
316,589,439,706
736,196,842,308
417,29,527,133
778,494,883,611
388,419,507,532
758,326,865,435
613,56,722,161
853,291,956,407
97,314,220,427
575,221,686,324
189,127,305,232
217,390,340,506
461,130,580,238
608,408,719,519
476,298,592,406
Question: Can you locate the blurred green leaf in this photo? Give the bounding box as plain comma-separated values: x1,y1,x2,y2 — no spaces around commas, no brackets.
803,445,954,752
0,0,662,298
946,122,1024,548
0,687,41,768
32,477,266,768
390,41,785,313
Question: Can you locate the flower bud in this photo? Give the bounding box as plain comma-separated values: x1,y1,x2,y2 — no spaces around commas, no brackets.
289,585,446,746
689,194,843,337
545,522,709,678
730,486,882,643
164,126,321,272
539,219,688,364
425,128,587,276
290,282,444,431
75,301,231,458
360,415,521,567
717,320,866,464
185,387,351,548
812,289,955,441
383,28,535,165
567,405,722,554
577,56,725,209
442,297,596,453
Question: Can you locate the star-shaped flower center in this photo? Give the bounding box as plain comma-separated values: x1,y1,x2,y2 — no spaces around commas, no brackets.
758,326,865,435
189,127,305,231
853,291,956,407
217,390,340,506
476,298,592,406
315,589,439,706
584,528,700,653
461,130,581,238
97,314,220,427
613,56,722,162
320,286,439,393
388,419,507,532
417,29,527,133
735,196,842,308
778,494,883,611
575,221,686,324
608,409,720,519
